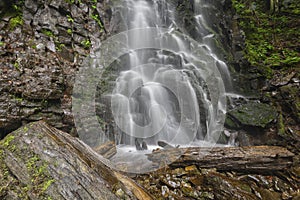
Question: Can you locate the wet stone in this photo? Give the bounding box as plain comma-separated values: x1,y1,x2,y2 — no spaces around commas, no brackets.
161,185,169,198
227,102,278,128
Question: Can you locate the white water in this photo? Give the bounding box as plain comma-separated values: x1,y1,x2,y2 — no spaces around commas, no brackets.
106,0,230,150
70,0,236,173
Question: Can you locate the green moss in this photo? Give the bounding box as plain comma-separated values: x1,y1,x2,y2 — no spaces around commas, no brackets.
67,15,74,23
25,154,55,198
67,28,72,34
0,149,9,194
15,97,23,102
41,29,55,37
228,102,277,128
26,155,39,170
232,0,300,78
0,136,55,199
42,179,55,192
90,13,104,30
225,115,240,129
1,135,15,147
81,39,92,49
9,15,24,29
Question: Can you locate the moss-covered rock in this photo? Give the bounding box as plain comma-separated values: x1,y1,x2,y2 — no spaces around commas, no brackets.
227,102,278,128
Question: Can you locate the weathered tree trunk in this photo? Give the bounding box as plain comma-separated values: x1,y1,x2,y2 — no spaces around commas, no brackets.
94,141,117,159
147,146,294,172
0,121,153,200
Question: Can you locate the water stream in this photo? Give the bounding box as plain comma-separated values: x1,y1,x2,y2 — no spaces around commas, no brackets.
74,0,232,172
107,0,229,147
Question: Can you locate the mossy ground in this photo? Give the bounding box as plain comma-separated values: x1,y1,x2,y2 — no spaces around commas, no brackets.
232,0,300,78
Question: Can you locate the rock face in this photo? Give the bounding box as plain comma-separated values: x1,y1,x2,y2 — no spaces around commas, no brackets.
0,121,154,199
0,0,112,138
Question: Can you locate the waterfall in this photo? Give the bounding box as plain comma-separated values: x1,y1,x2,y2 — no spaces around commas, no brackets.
103,0,228,148
72,0,230,172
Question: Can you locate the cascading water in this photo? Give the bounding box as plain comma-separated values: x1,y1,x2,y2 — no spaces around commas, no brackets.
73,0,230,173
108,0,228,148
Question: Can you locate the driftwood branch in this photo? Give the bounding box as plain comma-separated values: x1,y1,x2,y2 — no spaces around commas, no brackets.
147,146,294,172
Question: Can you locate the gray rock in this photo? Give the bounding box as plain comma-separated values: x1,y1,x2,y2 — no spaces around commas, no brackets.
226,102,278,128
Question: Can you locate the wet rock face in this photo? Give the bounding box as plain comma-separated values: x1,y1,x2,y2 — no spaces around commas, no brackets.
0,0,112,138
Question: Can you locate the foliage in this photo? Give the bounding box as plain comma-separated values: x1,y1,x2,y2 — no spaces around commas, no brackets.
1,1,24,29
9,15,24,29
41,29,55,37
67,14,74,23
67,28,73,34
91,13,104,29
56,43,65,51
232,0,300,78
81,39,92,48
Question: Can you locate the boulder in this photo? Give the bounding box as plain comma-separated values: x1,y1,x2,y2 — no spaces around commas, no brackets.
226,102,278,129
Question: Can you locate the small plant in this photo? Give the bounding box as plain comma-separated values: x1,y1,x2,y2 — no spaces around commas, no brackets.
81,39,92,49
42,179,55,192
91,14,104,29
67,15,74,23
67,29,72,34
41,29,54,37
55,43,65,51
13,62,20,71
9,16,24,29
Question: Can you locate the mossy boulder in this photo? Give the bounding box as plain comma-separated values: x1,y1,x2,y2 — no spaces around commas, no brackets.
226,102,278,129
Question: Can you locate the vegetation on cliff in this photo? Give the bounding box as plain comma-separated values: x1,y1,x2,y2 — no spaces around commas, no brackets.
232,0,300,78
231,0,300,153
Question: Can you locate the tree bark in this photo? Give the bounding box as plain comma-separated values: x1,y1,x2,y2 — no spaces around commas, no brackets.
147,145,294,172
0,121,153,200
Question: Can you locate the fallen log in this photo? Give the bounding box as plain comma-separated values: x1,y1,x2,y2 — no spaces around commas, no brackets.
0,121,154,200
147,146,295,172
93,141,117,159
